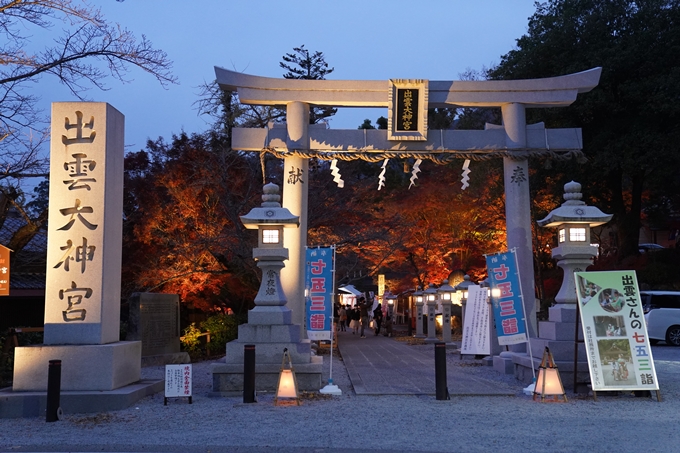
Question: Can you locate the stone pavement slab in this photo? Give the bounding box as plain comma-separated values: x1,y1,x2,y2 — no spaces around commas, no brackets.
337,329,515,396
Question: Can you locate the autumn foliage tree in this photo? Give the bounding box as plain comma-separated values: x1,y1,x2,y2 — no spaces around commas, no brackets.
122,133,261,313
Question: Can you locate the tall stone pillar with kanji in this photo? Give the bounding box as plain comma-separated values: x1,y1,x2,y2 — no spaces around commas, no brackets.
12,102,141,392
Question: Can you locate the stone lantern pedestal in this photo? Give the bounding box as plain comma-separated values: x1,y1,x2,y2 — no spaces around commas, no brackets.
211,183,322,396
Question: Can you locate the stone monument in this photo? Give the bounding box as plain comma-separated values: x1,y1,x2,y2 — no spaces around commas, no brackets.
1,103,160,418
211,183,322,395
127,293,189,366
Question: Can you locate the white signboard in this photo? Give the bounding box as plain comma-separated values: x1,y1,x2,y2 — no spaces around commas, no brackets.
165,364,192,397
460,285,490,355
574,271,659,392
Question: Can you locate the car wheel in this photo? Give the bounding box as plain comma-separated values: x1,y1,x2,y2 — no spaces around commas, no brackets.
665,325,680,346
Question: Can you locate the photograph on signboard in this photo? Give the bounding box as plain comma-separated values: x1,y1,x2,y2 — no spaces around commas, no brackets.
574,270,659,392
592,315,627,337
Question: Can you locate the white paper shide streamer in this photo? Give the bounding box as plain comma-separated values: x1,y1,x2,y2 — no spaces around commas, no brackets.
377,158,388,191
461,159,471,190
409,158,422,190
330,159,344,188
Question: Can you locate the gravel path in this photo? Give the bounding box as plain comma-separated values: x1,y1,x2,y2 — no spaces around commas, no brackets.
1,344,679,453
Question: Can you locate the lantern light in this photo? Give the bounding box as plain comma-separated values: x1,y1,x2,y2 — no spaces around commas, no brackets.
533,347,567,403
275,348,300,406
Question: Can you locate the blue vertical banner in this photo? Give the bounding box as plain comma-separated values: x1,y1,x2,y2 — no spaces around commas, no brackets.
486,250,528,346
305,247,334,340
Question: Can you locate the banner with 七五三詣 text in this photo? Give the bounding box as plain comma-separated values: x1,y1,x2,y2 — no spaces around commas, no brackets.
574,270,659,391
486,250,528,346
305,246,335,341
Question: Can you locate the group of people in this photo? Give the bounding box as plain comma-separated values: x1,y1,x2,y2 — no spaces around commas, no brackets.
335,297,386,338
600,289,625,313
609,353,629,381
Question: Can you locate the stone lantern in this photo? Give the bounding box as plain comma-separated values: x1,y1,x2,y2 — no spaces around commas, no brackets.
413,287,426,339
239,182,299,321
512,180,613,390
437,280,456,346
424,283,439,344
537,181,612,306
454,275,476,334
212,183,322,395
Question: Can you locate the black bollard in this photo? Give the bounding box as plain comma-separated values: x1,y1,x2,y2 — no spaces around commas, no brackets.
434,342,450,400
243,344,256,403
46,359,62,422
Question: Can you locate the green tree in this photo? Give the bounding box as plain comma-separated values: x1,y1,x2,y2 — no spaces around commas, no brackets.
280,45,337,124
488,0,680,259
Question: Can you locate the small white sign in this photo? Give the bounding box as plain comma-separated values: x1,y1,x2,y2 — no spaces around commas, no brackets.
461,285,491,355
165,364,192,397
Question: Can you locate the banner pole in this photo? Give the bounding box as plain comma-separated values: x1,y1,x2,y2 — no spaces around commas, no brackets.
329,245,335,381
512,248,536,381
320,244,342,395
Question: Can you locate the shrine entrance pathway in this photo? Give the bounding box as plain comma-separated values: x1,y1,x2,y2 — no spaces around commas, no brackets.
335,326,516,396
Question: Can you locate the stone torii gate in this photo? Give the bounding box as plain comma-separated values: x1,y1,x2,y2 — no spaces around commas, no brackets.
216,66,602,343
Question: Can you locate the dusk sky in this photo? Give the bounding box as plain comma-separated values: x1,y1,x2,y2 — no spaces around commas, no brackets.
35,0,539,152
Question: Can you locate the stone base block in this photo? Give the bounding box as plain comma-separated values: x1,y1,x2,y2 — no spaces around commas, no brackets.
211,356,323,396
493,355,515,375
247,306,292,325
225,339,313,364
548,305,578,323
141,352,190,367
0,379,163,419
13,341,141,391
538,320,583,341
530,337,585,362
237,324,301,344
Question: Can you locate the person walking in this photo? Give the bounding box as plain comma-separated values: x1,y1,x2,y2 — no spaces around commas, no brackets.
350,305,360,335
338,305,347,332
359,297,370,338
373,303,383,336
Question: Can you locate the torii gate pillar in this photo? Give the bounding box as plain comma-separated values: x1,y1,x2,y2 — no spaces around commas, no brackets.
501,103,537,340
281,102,310,330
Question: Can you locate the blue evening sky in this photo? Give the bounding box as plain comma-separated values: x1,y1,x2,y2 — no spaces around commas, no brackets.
37,0,538,152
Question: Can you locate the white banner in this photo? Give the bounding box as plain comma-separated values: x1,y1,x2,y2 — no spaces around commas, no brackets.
460,285,490,355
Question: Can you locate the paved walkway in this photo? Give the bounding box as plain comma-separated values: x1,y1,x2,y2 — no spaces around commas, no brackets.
335,326,515,396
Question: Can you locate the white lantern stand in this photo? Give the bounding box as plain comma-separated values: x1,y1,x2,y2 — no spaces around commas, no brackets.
533,347,567,402
275,348,301,406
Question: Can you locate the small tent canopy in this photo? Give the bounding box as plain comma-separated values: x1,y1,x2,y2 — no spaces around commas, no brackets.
338,285,363,307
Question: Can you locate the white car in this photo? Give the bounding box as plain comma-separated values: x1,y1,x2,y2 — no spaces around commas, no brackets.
642,291,680,346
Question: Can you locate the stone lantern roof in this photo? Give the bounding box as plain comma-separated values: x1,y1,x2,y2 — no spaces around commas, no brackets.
537,181,612,228
240,183,299,229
